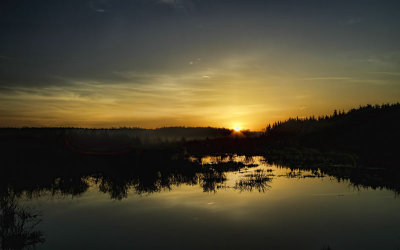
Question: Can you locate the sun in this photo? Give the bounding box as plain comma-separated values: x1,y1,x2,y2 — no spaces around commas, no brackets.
233,126,241,132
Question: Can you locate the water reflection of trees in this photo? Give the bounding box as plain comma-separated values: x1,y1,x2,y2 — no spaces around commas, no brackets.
0,153,278,202
0,191,44,250
265,155,400,194
94,160,256,198
1,151,399,202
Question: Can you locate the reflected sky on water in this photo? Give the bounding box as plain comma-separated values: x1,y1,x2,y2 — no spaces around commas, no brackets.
11,156,400,250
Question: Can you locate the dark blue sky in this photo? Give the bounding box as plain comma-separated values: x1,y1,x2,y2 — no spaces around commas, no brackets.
0,0,399,129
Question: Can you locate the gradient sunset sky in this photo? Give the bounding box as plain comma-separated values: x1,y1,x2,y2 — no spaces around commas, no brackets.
1,0,399,130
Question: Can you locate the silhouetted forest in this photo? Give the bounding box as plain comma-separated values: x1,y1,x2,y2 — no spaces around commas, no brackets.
0,103,399,200
186,103,400,168
264,103,400,167
0,113,399,249
264,103,399,155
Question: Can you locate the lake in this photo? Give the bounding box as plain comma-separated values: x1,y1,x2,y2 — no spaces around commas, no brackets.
3,155,400,250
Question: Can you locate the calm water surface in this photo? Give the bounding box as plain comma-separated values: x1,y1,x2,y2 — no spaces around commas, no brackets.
15,156,400,249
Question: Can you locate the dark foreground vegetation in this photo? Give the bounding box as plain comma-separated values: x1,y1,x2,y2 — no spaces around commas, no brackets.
0,103,399,248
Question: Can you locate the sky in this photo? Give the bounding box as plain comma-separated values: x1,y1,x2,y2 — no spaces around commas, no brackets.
0,0,399,130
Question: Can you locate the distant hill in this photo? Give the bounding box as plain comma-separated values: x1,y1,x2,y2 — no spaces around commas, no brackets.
0,126,233,142
0,126,237,156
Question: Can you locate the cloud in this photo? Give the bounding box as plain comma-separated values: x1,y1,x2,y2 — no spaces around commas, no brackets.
0,55,11,60
157,0,194,13
362,52,400,70
368,72,400,76
346,18,363,25
158,0,184,7
89,0,110,13
302,77,352,81
0,62,285,129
